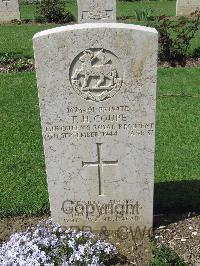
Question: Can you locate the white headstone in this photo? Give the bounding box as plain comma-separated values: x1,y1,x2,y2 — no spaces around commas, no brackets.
176,0,200,16
77,0,116,23
0,0,20,23
33,23,157,232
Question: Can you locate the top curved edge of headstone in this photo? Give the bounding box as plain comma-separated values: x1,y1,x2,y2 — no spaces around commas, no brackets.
33,23,157,41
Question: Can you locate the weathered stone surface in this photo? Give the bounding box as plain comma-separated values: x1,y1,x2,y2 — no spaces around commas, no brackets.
77,0,116,23
33,23,158,231
176,0,200,16
0,0,20,23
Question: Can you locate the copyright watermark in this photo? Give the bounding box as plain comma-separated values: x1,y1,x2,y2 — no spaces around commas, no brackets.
62,199,141,218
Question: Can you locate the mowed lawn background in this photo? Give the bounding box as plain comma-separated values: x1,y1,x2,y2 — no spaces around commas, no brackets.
0,0,200,217
1,0,200,58
19,0,177,20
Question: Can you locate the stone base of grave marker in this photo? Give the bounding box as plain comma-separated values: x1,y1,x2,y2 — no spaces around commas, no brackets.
176,0,200,16
77,0,116,23
33,23,158,232
0,0,20,23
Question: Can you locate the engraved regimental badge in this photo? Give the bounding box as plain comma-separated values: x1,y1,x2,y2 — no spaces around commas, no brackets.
69,48,123,102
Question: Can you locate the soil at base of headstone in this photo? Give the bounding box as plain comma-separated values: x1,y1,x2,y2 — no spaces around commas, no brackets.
0,214,150,265
154,215,200,266
0,63,34,73
0,214,49,243
0,214,199,265
159,58,200,68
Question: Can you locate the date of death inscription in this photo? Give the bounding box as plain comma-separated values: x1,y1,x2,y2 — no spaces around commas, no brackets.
43,105,154,140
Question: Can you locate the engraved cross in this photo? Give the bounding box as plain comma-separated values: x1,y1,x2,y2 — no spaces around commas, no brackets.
82,143,118,196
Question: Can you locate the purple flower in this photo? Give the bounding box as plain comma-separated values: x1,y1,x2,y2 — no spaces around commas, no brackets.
0,219,117,265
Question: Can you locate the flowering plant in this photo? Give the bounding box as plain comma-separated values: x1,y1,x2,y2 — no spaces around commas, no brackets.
0,220,117,266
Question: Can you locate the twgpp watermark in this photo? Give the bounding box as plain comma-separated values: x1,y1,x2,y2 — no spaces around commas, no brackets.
61,199,152,242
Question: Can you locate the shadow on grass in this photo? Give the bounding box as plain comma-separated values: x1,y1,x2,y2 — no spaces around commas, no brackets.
154,180,200,226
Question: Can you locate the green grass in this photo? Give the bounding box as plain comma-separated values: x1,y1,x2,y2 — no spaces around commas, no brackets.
0,23,199,59
20,3,37,20
0,24,56,58
19,0,176,21
155,68,200,213
156,97,200,182
150,243,187,266
0,72,48,216
117,0,176,18
0,68,199,217
158,68,200,96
